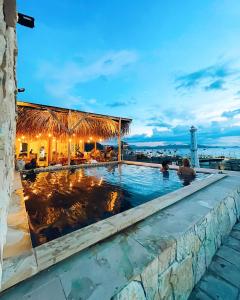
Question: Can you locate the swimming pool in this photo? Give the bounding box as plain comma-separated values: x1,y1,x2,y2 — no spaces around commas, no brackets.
22,164,207,246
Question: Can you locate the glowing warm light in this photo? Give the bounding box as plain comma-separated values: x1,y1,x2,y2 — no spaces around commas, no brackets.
87,140,90,143
24,195,29,201
107,191,118,211
98,177,103,186
21,136,24,139
48,134,52,137
99,138,102,142
73,133,75,137
89,137,93,140
39,133,41,137
17,138,21,142
80,140,82,143
69,139,72,142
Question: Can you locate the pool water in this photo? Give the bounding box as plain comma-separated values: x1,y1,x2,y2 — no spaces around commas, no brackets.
22,164,207,246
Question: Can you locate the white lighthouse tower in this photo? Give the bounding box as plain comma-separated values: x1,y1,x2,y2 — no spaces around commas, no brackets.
190,125,200,168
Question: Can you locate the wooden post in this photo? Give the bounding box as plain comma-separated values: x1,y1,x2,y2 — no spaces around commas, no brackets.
67,110,71,166
67,136,71,166
48,136,51,166
118,118,122,161
94,141,97,151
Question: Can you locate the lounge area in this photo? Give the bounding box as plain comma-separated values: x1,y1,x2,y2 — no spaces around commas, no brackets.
15,101,132,170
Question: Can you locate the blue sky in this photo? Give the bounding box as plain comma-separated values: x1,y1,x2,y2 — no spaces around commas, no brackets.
17,0,240,146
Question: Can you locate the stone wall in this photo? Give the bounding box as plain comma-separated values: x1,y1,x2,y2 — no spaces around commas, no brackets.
0,174,239,300
0,0,17,287
113,177,240,300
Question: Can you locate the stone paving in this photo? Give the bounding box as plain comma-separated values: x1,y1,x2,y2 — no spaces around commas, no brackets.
189,222,240,300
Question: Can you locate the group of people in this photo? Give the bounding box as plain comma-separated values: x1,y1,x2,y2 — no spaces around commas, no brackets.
160,158,196,185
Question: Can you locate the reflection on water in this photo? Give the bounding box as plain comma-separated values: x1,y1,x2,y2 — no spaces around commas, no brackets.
22,164,207,246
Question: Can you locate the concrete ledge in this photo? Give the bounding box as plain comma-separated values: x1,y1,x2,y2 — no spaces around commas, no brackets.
21,161,119,174
123,160,240,177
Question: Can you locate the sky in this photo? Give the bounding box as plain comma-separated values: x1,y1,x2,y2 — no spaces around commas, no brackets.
17,0,240,146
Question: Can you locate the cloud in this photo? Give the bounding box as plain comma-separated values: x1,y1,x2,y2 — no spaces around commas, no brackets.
107,101,127,108
222,108,240,118
146,120,171,128
175,62,237,91
37,50,138,107
126,122,240,146
106,96,137,108
204,79,225,91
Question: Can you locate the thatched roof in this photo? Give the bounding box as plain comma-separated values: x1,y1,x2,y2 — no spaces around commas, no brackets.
16,101,132,141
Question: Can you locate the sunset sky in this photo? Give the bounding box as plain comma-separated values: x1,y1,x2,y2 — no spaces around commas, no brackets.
17,0,240,146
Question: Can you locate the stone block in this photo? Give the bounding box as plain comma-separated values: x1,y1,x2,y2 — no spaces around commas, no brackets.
224,196,238,227
158,267,173,300
112,281,146,300
216,245,240,269
188,288,212,300
192,244,206,284
209,256,240,288
22,278,66,300
223,235,240,252
197,273,238,299
230,230,240,241
58,233,153,300
140,258,159,300
169,256,194,300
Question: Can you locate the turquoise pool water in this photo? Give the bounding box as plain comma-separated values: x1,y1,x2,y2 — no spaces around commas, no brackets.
22,164,207,246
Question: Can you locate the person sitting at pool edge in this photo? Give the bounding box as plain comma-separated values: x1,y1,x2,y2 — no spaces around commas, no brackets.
177,158,196,176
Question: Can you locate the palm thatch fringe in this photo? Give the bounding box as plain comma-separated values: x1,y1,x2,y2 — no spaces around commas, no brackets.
16,104,131,141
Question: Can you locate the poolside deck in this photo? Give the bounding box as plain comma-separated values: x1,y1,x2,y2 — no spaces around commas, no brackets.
0,165,239,299
189,222,240,299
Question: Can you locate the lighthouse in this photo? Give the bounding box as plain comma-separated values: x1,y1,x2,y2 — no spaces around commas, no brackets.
190,126,200,168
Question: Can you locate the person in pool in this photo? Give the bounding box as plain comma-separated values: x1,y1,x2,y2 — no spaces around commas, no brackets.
161,160,170,178
161,161,169,172
177,158,196,186
177,158,196,176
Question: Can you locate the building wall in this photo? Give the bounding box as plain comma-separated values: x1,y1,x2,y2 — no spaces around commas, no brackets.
0,0,17,287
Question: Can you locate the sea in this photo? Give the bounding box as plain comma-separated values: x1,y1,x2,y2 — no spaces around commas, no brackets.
131,147,240,159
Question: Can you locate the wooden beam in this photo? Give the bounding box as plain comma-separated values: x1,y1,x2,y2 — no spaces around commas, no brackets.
47,109,69,133
70,114,90,132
